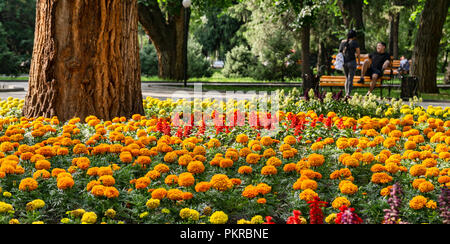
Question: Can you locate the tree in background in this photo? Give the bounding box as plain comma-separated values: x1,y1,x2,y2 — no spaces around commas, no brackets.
0,0,36,76
411,0,449,93
138,0,235,81
337,0,366,53
24,0,144,121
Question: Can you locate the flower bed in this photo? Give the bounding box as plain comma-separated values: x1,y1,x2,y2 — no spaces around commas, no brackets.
0,92,449,224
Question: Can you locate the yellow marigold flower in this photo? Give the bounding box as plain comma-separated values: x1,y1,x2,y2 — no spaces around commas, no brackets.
0,201,14,213
209,211,228,224
299,189,318,202
105,208,116,219
180,208,192,219
331,196,351,209
146,198,160,209
409,195,427,210
251,215,264,224
325,213,337,224
426,200,437,209
81,212,97,224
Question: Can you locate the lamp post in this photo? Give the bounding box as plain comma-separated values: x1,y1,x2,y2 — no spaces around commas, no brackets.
182,0,191,87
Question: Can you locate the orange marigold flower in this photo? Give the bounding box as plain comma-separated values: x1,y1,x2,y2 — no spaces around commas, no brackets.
307,154,325,167
219,158,234,168
246,153,260,164
283,163,297,173
75,157,90,170
409,195,427,210
178,154,193,166
19,177,38,191
236,134,249,144
299,189,318,202
371,172,393,184
242,185,259,198
195,182,211,192
238,166,253,174
135,156,152,166
261,165,277,175
34,159,51,170
178,172,195,187
91,185,106,197
210,174,233,191
98,175,115,186
57,176,75,190
104,186,120,198
410,164,427,177
151,188,168,199
167,189,184,201
119,151,133,163
33,169,51,179
418,181,434,193
187,161,205,174
164,175,178,185
135,177,151,189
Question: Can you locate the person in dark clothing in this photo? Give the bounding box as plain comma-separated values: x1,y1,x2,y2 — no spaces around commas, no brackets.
359,42,391,95
339,30,360,97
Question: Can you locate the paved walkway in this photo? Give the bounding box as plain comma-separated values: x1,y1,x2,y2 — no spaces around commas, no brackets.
1,81,450,109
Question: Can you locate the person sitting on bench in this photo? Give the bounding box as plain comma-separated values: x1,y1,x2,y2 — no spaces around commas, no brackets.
358,42,391,95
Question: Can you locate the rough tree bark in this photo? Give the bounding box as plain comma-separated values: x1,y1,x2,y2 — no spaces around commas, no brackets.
138,1,189,81
389,10,400,59
338,0,366,53
24,0,144,121
411,0,449,93
300,22,313,94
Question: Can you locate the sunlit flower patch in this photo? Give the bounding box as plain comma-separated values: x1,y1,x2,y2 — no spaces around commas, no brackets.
0,93,449,224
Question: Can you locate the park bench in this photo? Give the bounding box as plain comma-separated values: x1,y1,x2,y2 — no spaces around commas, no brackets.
320,54,400,97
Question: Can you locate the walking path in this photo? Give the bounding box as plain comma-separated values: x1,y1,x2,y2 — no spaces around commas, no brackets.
1,81,449,109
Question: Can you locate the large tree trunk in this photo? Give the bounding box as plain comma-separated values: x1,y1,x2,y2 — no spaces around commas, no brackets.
300,22,313,94
24,0,144,121
411,0,449,93
138,1,189,81
338,0,366,53
389,10,400,59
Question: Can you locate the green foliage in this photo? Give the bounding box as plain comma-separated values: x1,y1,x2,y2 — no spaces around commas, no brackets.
222,45,257,78
0,0,36,76
140,41,159,77
187,37,213,78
